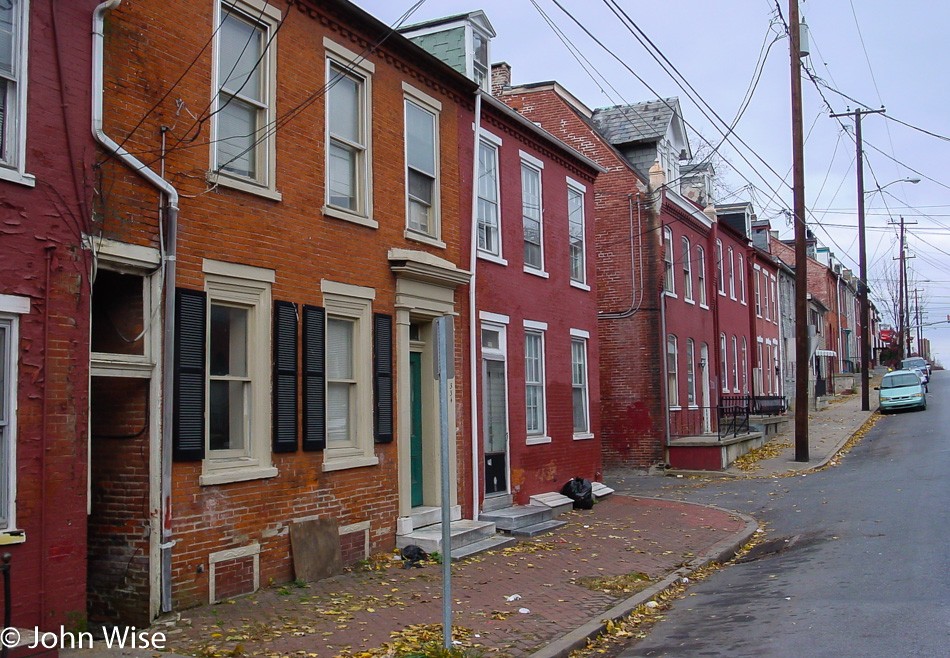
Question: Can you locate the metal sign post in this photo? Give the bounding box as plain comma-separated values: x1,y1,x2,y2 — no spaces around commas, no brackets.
433,315,454,649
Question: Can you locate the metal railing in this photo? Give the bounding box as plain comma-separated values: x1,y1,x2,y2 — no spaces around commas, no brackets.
718,396,750,439
751,395,787,416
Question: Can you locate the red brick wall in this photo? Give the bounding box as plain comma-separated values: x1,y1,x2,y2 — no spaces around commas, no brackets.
0,0,95,632
500,87,665,469
459,101,602,503
213,556,255,601
98,0,472,613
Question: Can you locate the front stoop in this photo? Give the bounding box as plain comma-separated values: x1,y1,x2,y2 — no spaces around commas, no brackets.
667,432,766,470
396,519,516,558
591,481,615,500
749,415,791,437
529,491,574,516
480,505,567,538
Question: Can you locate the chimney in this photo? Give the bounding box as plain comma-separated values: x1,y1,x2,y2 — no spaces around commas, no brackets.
491,62,511,96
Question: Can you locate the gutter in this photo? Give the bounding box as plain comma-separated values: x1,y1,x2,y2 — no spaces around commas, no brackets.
92,0,179,615
468,91,482,519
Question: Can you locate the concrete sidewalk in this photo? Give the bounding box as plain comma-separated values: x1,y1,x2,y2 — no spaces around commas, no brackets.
65,497,755,658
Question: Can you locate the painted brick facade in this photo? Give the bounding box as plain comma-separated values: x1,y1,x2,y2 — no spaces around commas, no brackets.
94,0,477,619
0,0,96,632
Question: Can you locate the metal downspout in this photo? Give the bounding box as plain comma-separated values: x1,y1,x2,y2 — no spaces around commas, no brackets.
92,0,179,615
468,91,482,519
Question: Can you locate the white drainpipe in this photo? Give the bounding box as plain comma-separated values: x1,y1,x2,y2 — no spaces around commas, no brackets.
469,91,482,519
93,0,179,615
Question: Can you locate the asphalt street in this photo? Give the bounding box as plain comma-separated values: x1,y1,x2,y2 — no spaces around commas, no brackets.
609,372,950,657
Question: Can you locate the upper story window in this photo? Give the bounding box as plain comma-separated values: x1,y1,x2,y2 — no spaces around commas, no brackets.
738,254,746,303
404,89,441,239
727,246,736,299
716,240,725,295
477,137,502,258
521,158,543,272
696,245,707,306
472,29,489,91
755,268,762,317
325,39,375,227
212,0,280,195
682,237,693,301
662,227,674,294
568,180,587,286
0,0,31,186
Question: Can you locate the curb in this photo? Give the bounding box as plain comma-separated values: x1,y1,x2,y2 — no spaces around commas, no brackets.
527,503,759,658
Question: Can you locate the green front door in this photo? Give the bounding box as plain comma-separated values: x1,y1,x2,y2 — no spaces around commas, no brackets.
410,351,424,507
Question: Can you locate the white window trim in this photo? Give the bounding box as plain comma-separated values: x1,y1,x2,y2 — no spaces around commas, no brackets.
738,254,746,305
716,240,725,296
208,543,260,603
200,260,277,486
568,181,588,286
404,83,442,241
0,296,28,540
697,246,708,309
0,0,33,187
476,134,503,260
667,334,679,409
208,0,282,199
662,227,675,297
524,328,547,439
321,279,378,471
728,246,736,300
571,334,592,439
479,311,510,325
682,237,693,302
324,37,376,227
520,158,545,274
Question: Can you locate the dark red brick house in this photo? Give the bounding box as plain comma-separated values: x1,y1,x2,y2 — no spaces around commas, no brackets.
0,0,97,634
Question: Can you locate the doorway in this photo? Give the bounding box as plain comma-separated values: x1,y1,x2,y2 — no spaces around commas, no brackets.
481,324,508,496
409,350,424,507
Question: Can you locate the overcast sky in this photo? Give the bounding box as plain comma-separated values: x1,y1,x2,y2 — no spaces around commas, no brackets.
355,0,950,365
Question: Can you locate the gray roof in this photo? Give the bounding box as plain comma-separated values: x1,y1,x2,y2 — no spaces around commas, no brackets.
591,97,681,145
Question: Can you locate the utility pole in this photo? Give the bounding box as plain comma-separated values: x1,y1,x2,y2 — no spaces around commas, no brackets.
789,0,809,462
829,107,884,411
914,287,922,356
897,217,906,362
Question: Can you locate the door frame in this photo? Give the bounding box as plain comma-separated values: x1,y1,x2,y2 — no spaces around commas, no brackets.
479,316,510,500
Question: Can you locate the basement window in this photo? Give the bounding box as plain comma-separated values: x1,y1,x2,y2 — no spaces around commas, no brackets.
91,269,154,378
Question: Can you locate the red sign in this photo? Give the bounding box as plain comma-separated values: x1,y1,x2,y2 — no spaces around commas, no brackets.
880,329,894,342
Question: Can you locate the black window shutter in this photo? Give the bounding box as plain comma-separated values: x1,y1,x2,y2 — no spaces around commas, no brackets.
374,313,394,444
273,300,299,453
174,288,206,461
302,305,326,451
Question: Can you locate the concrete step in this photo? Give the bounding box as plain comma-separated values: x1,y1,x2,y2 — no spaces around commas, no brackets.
479,505,552,531
592,481,615,500
396,519,497,554
450,534,519,560
529,491,574,516
511,518,567,538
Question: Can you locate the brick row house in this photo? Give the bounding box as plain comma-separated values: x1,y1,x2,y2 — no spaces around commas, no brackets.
0,0,96,633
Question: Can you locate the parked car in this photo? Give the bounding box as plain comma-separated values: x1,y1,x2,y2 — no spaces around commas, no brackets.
876,369,927,413
900,356,931,381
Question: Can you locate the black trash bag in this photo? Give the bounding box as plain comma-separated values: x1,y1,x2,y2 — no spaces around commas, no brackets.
560,477,594,510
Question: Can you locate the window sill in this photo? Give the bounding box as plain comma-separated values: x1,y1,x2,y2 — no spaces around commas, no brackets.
200,465,279,487
404,229,446,249
571,280,591,291
684,298,695,305
207,171,282,201
688,405,700,410
526,435,552,445
0,530,26,545
524,267,549,278
699,303,709,310
0,166,35,188
323,205,378,229
573,432,595,441
668,406,682,412
477,252,508,266
322,454,380,472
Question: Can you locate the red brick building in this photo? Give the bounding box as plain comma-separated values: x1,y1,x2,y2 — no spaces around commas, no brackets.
92,0,478,622
0,0,96,633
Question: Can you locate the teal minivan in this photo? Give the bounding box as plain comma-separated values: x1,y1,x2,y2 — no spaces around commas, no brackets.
877,369,927,413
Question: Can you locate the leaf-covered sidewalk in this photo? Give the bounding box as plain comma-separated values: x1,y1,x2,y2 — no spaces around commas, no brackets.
156,496,745,657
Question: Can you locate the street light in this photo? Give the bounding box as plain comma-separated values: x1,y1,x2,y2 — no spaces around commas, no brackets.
867,178,921,194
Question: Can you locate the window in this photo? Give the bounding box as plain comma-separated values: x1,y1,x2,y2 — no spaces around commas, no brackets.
524,329,546,437
522,161,543,270
731,335,739,392
697,246,707,306
568,181,587,285
0,0,30,185
682,237,693,301
663,227,674,294
720,333,728,392
322,280,378,470
716,240,725,294
754,266,762,318
195,261,276,485
477,139,501,257
686,338,696,407
667,334,679,408
405,94,440,237
0,294,28,534
762,272,769,320
472,29,490,90
741,337,748,394
571,335,590,435
727,246,735,299
212,0,279,192
738,254,745,303
771,277,778,322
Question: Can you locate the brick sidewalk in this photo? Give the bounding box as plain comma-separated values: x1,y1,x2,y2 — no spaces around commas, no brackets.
135,496,747,657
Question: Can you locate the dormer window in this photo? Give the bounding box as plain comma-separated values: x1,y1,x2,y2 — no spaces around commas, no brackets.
473,30,489,90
